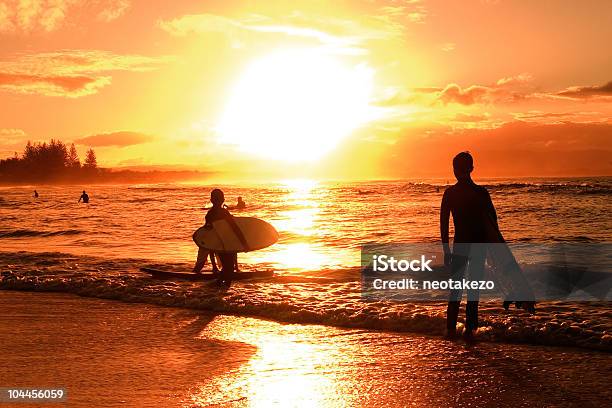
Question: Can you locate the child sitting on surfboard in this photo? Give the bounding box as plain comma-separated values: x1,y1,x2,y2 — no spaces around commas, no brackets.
192,189,249,284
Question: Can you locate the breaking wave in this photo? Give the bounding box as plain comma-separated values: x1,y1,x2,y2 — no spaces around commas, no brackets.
1,251,610,352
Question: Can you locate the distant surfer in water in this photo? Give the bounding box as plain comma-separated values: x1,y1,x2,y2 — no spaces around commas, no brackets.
193,188,249,286
440,152,497,341
236,196,246,210
78,190,89,203
223,196,246,210
34,190,39,198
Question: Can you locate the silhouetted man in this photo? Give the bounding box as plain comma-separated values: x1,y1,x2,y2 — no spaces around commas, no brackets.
34,190,39,198
78,190,89,203
440,152,497,340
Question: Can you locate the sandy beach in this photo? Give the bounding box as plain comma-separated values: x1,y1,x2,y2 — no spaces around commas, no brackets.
1,290,610,407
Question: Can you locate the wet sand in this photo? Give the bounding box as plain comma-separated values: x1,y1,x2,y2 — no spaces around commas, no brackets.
0,291,610,407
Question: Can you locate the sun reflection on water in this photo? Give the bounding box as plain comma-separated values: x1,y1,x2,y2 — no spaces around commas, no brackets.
192,315,355,407
247,179,336,271
243,179,357,271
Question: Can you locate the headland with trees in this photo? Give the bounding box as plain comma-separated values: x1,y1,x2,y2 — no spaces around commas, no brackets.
0,139,209,185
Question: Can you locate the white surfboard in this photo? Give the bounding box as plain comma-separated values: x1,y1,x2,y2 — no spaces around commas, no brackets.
193,217,279,252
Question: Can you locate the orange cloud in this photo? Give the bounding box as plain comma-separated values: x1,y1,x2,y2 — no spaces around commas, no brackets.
97,0,130,22
512,111,609,124
557,81,612,100
74,131,153,147
0,50,170,97
0,0,75,33
0,0,130,33
384,76,612,107
0,127,28,155
0,72,109,97
438,74,533,105
438,84,492,105
451,113,490,122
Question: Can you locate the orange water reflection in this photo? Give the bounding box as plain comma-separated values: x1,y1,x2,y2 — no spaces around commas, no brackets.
251,179,354,271
192,315,357,407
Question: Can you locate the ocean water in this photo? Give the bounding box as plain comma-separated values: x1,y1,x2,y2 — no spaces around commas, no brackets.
1,178,611,350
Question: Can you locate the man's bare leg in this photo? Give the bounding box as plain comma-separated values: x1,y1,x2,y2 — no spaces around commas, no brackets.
210,252,220,275
192,247,209,274
233,253,240,272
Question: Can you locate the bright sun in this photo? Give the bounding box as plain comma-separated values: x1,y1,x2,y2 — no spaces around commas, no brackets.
217,49,375,162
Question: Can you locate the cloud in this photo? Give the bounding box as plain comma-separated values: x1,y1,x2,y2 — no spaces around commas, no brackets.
0,128,29,155
74,131,154,147
451,113,490,122
0,0,130,33
0,72,110,97
97,0,130,22
379,75,612,108
496,73,533,87
512,110,609,124
0,49,169,75
0,50,170,97
0,0,76,33
378,1,428,23
557,81,612,100
159,10,408,54
374,74,537,108
0,127,26,137
436,77,612,106
437,74,535,105
438,84,492,105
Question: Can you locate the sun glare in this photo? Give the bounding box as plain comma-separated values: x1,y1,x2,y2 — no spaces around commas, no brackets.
217,49,376,162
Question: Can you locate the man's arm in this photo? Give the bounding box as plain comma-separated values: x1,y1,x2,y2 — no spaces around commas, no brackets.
440,190,451,265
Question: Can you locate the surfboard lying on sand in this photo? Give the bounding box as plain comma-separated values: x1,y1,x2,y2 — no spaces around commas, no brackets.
141,267,274,281
193,217,279,253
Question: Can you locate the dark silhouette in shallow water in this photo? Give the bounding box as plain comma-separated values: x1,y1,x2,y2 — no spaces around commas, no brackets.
33,190,38,198
78,190,89,203
193,188,249,286
236,196,246,210
440,152,497,341
441,152,536,341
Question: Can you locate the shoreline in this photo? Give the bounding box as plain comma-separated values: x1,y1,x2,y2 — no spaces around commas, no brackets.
1,290,611,407
2,260,611,353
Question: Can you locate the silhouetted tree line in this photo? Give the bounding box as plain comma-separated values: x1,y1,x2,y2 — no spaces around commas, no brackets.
0,139,211,185
0,140,98,183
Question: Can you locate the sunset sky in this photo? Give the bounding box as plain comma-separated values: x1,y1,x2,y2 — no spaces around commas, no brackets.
1,0,610,179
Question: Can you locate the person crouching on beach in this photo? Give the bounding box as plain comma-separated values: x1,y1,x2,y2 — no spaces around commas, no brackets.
192,188,248,286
